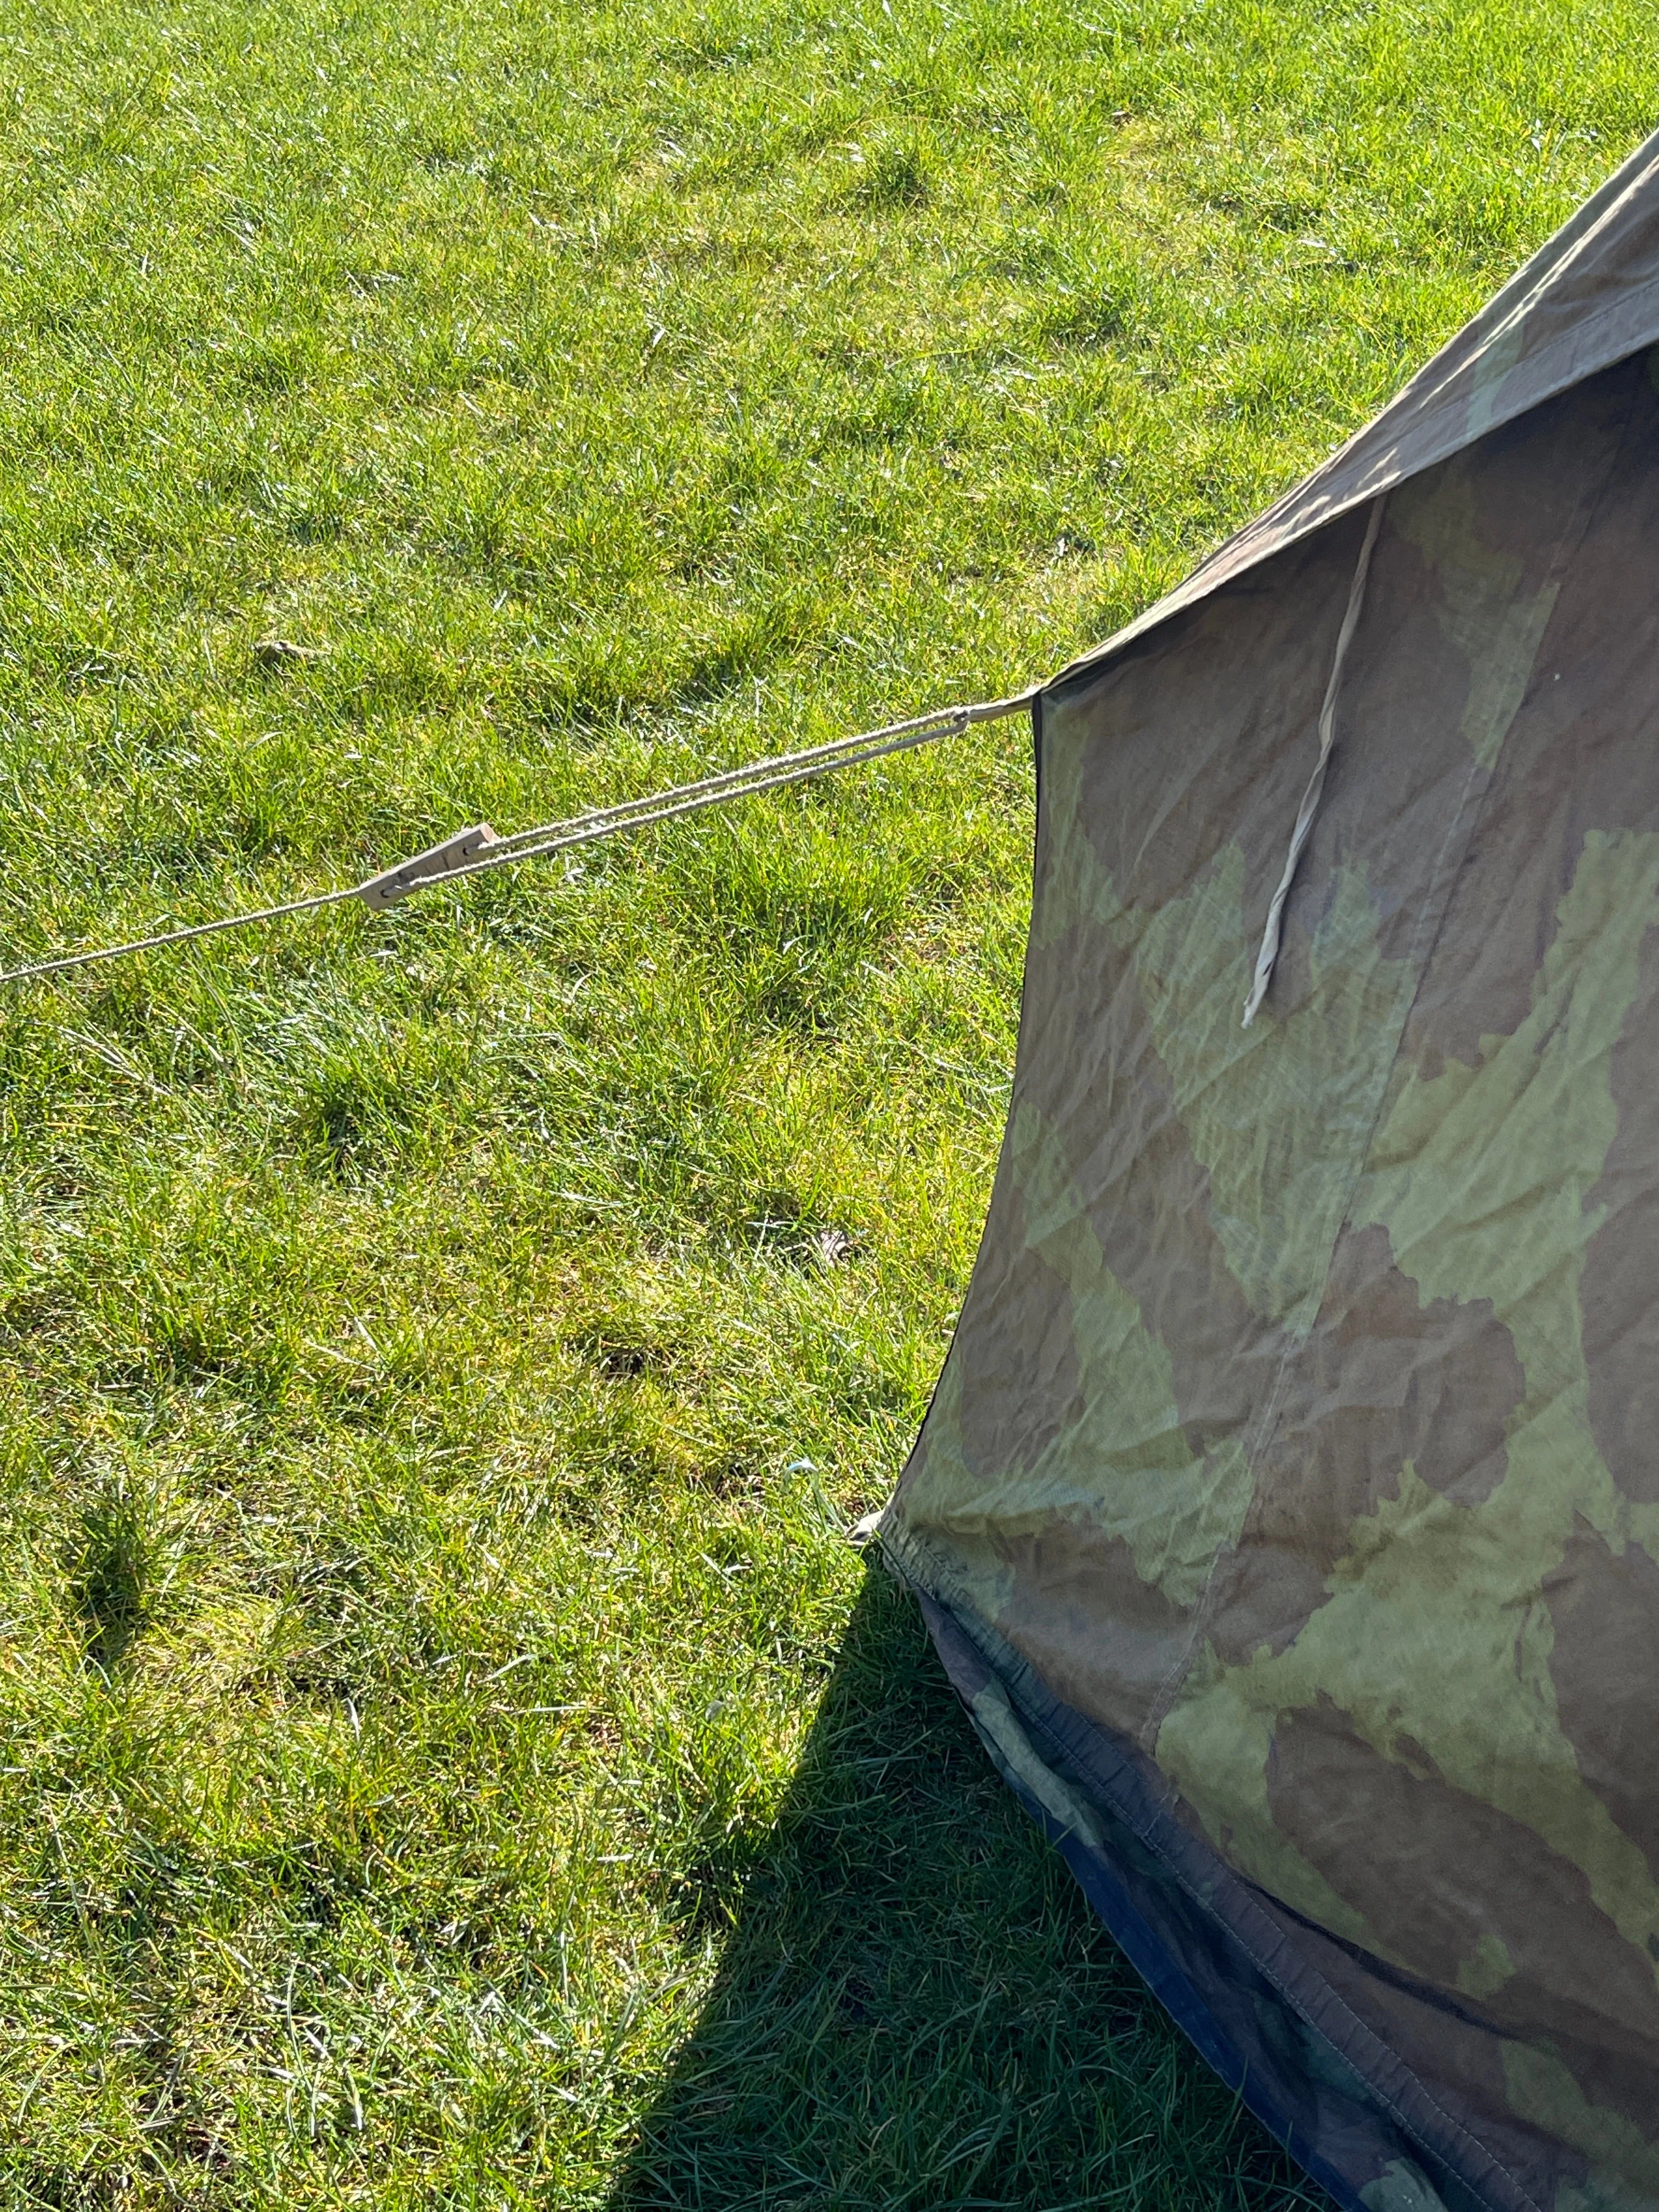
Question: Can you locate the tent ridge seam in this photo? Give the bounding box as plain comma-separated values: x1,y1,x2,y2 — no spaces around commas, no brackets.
1046,238,1659,699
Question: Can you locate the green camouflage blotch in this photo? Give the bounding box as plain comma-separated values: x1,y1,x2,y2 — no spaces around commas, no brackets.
1361,2160,1454,2212
1135,850,1414,1326
896,1100,1253,1615
1504,2042,1659,2198
1152,1637,1381,1953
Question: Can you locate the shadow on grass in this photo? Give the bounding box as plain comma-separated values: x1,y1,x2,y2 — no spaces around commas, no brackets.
612,1565,1329,2212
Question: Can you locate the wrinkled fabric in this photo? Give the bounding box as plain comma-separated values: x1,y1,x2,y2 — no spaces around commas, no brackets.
882,140,1659,2212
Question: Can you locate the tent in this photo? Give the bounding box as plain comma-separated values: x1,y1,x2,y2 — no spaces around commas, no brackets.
874,123,1659,2212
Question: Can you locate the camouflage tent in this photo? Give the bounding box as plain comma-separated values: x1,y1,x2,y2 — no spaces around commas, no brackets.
876,125,1659,2211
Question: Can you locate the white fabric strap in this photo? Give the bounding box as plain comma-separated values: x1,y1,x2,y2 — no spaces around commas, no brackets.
1241,495,1386,1028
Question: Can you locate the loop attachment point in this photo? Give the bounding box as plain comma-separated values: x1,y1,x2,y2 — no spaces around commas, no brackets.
357,825,499,910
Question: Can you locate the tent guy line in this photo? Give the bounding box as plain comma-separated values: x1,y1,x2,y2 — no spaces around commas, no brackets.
0,686,1037,989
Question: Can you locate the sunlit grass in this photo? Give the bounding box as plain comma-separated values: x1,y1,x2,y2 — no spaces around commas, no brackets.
0,0,1649,2201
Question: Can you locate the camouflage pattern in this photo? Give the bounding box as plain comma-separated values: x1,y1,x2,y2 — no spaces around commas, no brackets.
882,154,1659,2212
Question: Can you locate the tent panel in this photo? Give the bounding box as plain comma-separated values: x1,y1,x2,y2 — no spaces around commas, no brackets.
1056,128,1659,693
882,344,1659,2207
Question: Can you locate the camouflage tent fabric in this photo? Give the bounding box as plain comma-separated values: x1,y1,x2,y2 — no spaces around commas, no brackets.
878,122,1659,2212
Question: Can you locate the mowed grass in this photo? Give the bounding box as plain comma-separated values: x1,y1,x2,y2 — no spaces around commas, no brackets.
0,0,1650,2203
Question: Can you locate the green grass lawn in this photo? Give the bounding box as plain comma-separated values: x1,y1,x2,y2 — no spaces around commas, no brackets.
0,0,1650,2202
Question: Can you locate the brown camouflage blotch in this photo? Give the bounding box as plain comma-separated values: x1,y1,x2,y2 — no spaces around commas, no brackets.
1266,1693,1659,2138
952,1177,1087,1482
1544,1516,1659,1888
1346,382,1620,954
1062,511,1374,957
994,1514,1195,1735
1018,913,1288,1466
1205,1222,1523,1666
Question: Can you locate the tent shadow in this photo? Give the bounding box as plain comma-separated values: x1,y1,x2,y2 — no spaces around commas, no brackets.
611,1564,1327,2211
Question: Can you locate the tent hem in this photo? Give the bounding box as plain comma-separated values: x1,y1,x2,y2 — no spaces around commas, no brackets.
879,1525,1541,2212
910,1585,1372,2212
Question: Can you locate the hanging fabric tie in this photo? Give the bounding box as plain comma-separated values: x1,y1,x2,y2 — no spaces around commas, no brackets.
1240,494,1386,1028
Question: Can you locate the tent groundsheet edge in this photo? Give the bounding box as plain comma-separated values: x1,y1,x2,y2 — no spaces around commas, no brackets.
884,1530,1538,2212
